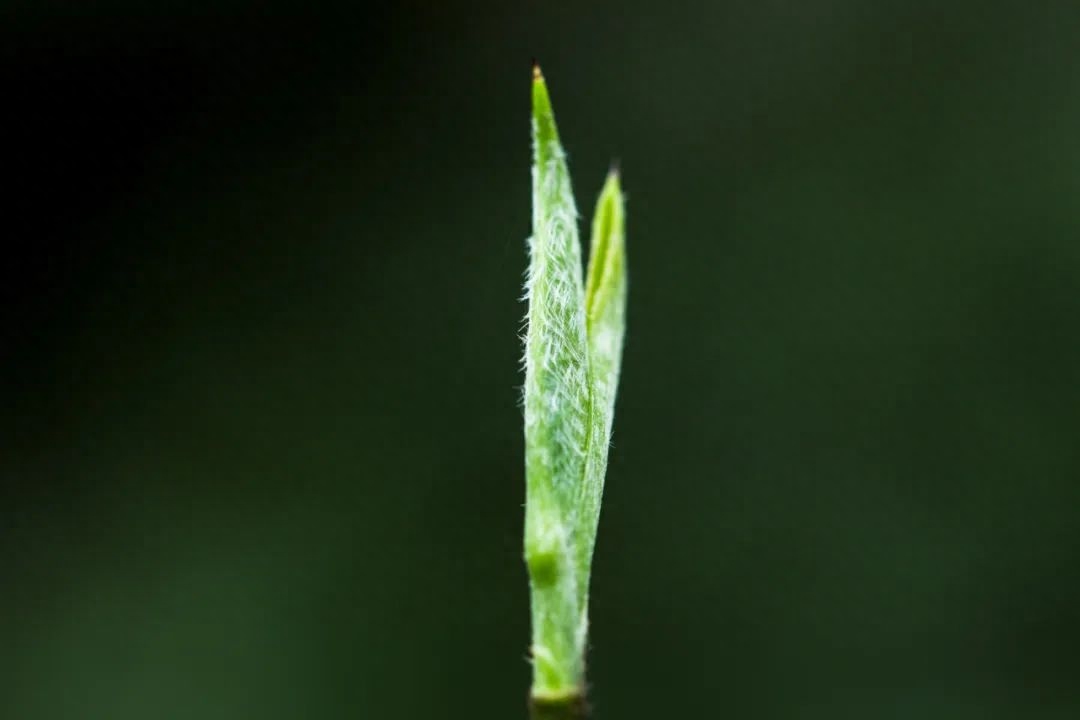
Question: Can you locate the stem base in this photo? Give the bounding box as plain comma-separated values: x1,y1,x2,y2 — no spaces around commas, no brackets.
529,692,589,720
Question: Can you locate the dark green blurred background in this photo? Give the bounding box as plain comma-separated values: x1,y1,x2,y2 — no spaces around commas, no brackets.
4,2,1080,718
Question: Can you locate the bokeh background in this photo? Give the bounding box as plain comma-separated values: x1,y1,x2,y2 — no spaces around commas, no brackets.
4,2,1080,718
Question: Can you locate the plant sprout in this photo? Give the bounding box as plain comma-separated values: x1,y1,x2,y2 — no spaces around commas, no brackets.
523,63,627,719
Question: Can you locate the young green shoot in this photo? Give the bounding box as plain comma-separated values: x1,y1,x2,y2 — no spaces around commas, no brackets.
523,63,627,717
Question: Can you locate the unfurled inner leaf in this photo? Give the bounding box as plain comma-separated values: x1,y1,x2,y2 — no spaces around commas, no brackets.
577,169,627,605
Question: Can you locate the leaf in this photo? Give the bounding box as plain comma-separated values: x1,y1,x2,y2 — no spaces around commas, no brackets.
523,63,590,698
577,169,627,605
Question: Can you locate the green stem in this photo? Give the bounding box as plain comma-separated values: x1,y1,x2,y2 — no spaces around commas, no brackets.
529,692,589,720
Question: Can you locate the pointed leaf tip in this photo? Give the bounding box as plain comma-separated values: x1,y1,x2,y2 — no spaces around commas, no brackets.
531,68,559,167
